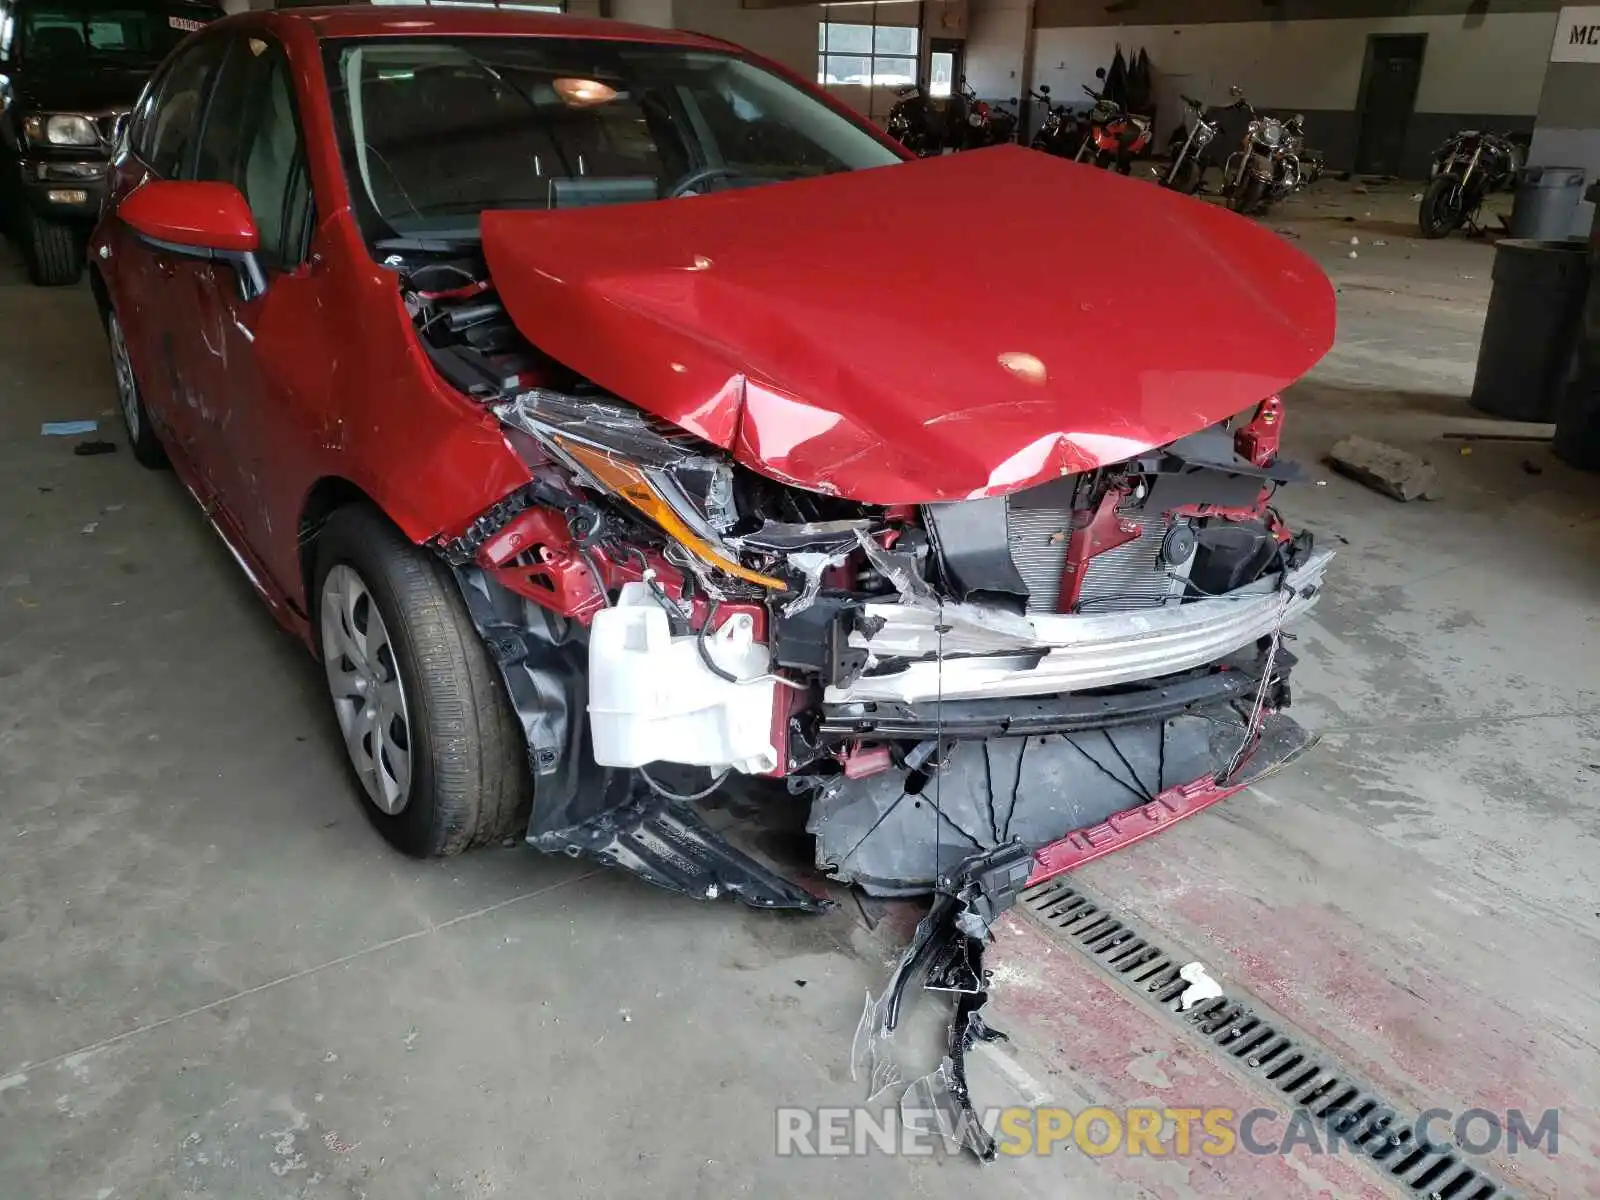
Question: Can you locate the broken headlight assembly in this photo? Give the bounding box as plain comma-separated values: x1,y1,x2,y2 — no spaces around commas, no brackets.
493,388,788,592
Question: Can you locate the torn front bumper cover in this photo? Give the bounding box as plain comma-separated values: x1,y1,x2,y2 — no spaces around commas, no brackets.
827,549,1333,704
808,552,1331,896
455,546,1329,906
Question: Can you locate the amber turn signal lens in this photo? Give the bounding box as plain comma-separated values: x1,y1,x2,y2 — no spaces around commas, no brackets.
555,438,788,591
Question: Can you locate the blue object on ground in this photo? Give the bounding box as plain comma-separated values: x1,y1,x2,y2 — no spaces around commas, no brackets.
42,420,99,436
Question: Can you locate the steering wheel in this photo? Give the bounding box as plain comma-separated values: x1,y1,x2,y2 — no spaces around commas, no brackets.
665,165,744,198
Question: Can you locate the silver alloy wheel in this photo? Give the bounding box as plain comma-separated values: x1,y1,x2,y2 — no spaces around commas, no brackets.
320,564,413,815
108,313,140,442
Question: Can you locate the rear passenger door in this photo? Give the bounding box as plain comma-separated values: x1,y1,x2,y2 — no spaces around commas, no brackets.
105,32,229,480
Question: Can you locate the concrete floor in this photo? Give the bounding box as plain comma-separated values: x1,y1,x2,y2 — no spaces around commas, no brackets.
1,180,1596,1199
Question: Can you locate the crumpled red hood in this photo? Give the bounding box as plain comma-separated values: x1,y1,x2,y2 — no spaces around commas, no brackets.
481,146,1335,504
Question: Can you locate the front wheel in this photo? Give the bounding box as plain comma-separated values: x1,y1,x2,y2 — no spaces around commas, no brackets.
1231,174,1268,215
314,505,530,857
1419,174,1467,239
1165,157,1203,194
23,211,83,287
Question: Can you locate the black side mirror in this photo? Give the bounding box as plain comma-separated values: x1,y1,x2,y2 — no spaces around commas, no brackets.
1096,67,1107,80
1039,84,1050,95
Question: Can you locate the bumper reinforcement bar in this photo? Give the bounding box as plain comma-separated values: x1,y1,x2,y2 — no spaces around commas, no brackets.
826,549,1332,704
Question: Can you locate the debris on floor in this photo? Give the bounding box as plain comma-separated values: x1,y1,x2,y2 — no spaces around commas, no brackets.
1177,962,1224,1010
1327,434,1439,501
852,842,1033,1163
41,420,98,436
1442,419,1556,443
72,440,117,457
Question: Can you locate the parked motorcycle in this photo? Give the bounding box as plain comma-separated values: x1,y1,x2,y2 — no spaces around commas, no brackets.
958,79,1018,149
1158,93,1222,194
1027,85,1086,159
1073,74,1152,173
1418,129,1525,238
886,83,944,157
1221,88,1320,215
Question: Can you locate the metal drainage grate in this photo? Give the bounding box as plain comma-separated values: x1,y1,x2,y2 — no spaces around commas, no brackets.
1020,878,1519,1200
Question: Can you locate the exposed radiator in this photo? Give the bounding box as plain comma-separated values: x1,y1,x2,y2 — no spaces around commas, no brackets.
1076,511,1192,613
1004,502,1073,612
1005,499,1192,614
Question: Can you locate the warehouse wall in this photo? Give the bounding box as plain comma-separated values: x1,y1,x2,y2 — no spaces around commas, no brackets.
964,0,1030,97
680,0,962,122
611,0,674,25
675,0,822,74
1526,8,1600,235
966,0,1559,176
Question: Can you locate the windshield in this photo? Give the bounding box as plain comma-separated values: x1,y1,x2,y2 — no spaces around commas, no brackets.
20,3,212,64
325,36,903,243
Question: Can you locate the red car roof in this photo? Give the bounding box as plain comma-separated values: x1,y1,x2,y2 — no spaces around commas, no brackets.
263,5,732,50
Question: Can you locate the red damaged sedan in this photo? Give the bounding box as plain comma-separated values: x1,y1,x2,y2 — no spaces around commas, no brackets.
90,7,1335,909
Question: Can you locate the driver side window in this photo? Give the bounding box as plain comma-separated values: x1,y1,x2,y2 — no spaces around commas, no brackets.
141,37,226,178
194,35,313,272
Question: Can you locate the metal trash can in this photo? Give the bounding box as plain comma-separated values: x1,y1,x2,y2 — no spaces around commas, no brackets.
1553,182,1600,470
1509,166,1586,240
1470,238,1591,421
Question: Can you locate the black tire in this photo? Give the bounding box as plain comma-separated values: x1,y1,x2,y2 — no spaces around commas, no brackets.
102,304,169,469
1231,174,1267,215
1419,174,1466,239
23,211,82,286
1167,157,1203,195
313,505,530,857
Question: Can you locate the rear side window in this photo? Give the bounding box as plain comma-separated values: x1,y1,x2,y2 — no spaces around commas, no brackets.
195,35,312,270
141,35,225,178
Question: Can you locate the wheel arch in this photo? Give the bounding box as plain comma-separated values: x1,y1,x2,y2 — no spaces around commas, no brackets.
297,475,386,630
87,263,112,326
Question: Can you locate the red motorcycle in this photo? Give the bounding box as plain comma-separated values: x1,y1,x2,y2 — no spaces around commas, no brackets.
1073,78,1152,174
957,79,1018,150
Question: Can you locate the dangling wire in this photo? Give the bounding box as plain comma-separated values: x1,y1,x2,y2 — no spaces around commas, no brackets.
640,765,730,803
933,597,946,894
1225,585,1295,779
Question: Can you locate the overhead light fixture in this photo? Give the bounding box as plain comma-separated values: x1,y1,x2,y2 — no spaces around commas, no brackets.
553,77,617,106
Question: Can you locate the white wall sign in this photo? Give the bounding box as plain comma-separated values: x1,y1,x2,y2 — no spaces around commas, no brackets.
1551,6,1600,62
